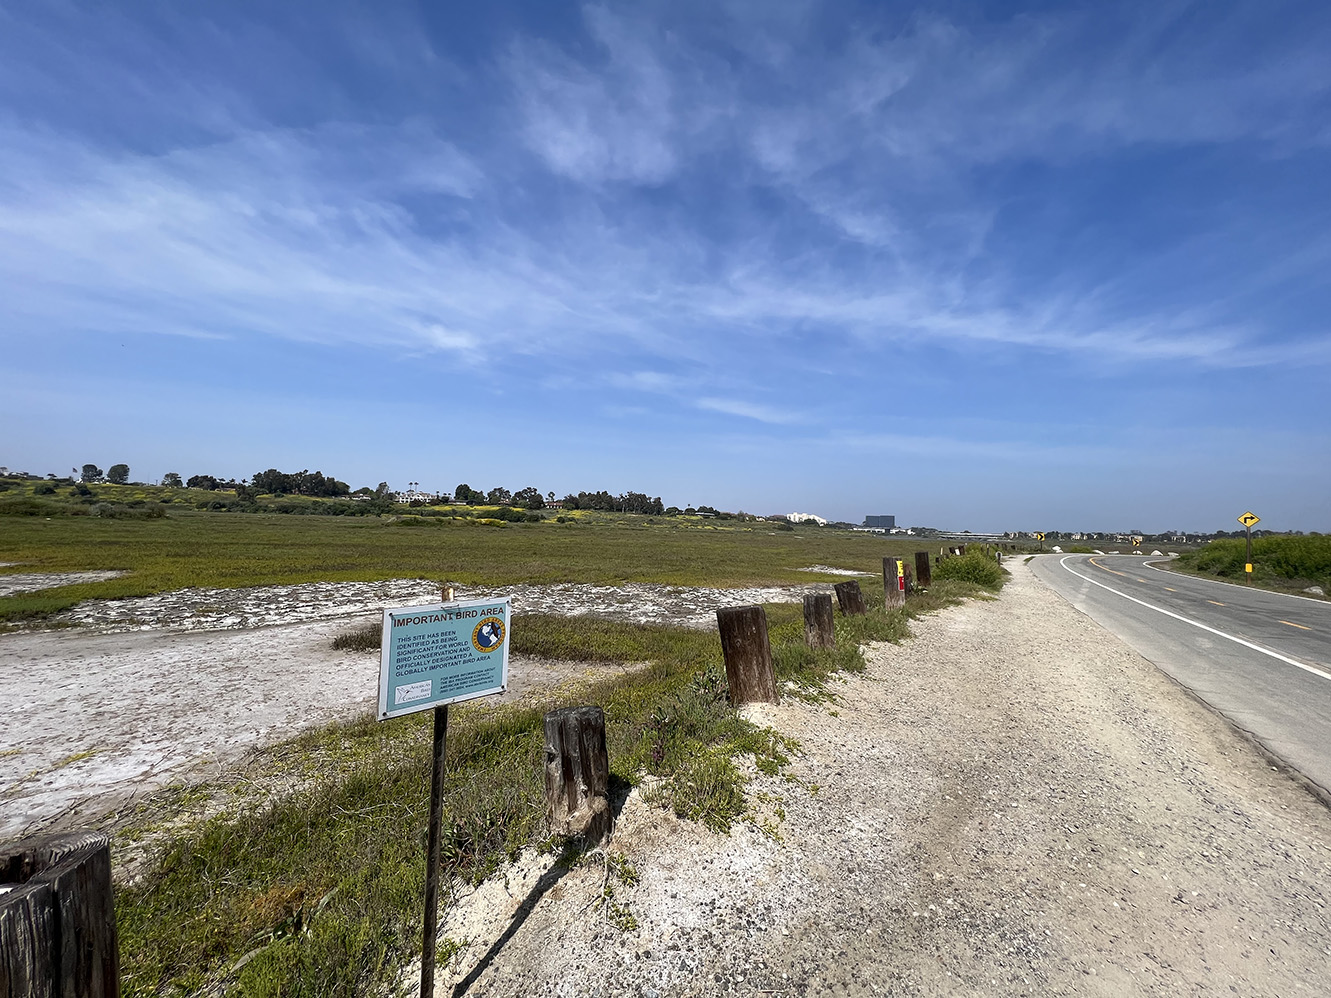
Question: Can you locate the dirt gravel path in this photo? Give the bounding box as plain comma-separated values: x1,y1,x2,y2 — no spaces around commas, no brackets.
419,557,1331,997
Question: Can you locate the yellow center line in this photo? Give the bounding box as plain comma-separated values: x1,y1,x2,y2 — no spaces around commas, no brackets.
1089,557,1128,578
1207,600,1225,606
1280,620,1312,631
1136,578,1147,583
1164,587,1177,592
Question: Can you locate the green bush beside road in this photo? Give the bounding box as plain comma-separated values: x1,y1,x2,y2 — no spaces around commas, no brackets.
1176,535,1331,595
933,548,1006,591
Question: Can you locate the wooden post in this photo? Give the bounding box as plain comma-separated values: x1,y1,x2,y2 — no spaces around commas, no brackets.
1,831,119,998
883,558,905,609
802,593,834,650
543,706,611,846
914,551,932,588
832,580,866,616
958,544,967,555
716,605,778,703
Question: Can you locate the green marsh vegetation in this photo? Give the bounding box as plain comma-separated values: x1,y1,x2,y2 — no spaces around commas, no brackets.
112,575,992,998
1175,534,1331,596
0,495,929,626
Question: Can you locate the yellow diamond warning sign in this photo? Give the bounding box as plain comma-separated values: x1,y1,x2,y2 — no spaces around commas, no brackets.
1237,511,1260,528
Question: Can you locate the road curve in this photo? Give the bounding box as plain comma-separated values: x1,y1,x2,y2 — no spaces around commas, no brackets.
1029,552,1331,799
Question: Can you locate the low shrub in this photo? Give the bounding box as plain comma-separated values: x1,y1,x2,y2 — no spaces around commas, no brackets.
332,621,382,651
1180,535,1331,591
0,497,65,518
90,502,167,520
934,549,1005,591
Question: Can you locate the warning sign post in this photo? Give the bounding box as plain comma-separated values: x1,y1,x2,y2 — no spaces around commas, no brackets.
377,593,510,997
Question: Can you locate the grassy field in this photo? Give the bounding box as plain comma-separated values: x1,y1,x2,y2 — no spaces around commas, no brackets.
1174,535,1331,597
109,574,996,998
0,503,947,625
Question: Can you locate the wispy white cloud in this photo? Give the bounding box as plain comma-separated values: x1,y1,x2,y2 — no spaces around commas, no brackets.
696,397,800,425
1,0,1328,388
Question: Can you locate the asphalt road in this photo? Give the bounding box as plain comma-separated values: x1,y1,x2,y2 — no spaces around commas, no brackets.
1029,552,1331,799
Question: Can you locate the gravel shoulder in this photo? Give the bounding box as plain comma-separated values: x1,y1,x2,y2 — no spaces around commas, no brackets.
420,557,1331,997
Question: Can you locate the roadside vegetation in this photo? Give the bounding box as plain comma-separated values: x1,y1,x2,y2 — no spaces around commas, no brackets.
1175,534,1331,597
109,572,993,998
933,547,1007,590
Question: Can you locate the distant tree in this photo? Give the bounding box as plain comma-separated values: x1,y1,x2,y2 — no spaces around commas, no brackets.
486,486,512,505
80,464,104,483
250,468,350,497
513,486,544,509
187,474,220,490
252,468,293,494
454,483,483,505
106,464,130,485
161,472,183,488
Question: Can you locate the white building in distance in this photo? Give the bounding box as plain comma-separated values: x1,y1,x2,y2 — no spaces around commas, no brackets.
787,511,828,525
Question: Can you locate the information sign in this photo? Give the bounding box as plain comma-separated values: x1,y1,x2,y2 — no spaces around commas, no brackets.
378,597,510,719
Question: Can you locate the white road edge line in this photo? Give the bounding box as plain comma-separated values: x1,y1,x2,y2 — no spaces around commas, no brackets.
1142,559,1330,606
1058,556,1331,684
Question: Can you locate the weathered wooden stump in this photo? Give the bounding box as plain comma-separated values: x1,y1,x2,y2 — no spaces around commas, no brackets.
883,558,905,609
1,831,119,998
802,593,835,650
543,706,610,846
958,544,967,555
914,551,932,588
832,580,866,616
716,605,777,704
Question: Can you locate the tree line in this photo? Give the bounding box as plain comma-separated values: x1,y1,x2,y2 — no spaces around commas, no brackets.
450,485,666,515
54,465,675,517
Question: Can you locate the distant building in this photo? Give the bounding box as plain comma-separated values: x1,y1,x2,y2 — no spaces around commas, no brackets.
788,511,827,525
864,515,896,529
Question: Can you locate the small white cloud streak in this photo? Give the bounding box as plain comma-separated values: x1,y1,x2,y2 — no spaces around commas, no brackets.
695,397,800,425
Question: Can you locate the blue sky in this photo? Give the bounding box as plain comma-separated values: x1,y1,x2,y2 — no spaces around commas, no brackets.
2,1,1329,532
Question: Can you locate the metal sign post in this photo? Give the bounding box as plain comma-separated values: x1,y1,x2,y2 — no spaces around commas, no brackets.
377,587,511,998
1237,511,1260,583
421,701,448,997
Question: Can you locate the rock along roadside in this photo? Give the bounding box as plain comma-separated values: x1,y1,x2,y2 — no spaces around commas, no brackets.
421,558,1331,997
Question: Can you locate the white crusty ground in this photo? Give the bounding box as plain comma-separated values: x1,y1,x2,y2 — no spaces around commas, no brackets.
409,558,1331,998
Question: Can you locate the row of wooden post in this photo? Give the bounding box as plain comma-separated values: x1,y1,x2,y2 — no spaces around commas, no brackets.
540,551,943,849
